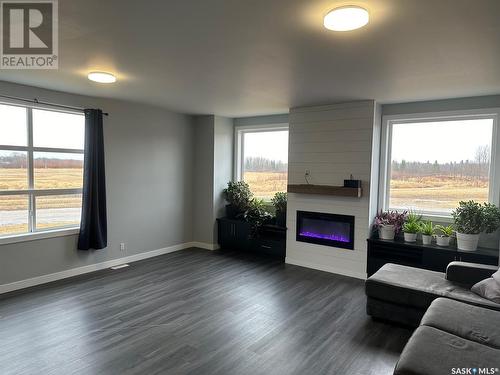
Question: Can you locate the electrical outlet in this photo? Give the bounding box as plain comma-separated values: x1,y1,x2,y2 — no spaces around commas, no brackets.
120,243,126,251
305,170,311,184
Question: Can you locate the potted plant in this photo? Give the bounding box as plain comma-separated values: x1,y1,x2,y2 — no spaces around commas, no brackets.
435,224,454,247
222,181,253,219
271,192,287,227
419,221,434,245
244,198,273,236
402,221,420,242
373,210,407,240
452,200,500,252
402,211,422,242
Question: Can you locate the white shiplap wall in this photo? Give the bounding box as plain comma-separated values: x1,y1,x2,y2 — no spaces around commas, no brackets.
286,101,377,279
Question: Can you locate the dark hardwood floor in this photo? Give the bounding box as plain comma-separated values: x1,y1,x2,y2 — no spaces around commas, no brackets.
0,248,411,375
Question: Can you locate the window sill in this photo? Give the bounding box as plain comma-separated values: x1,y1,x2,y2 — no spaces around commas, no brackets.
0,228,79,246
419,214,454,223
388,210,454,223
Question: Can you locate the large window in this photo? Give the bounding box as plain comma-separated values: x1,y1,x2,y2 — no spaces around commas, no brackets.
380,110,499,217
0,103,84,238
235,125,289,200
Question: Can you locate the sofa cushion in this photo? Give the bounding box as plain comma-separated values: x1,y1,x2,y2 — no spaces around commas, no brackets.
421,298,500,349
366,263,500,311
493,268,500,285
472,277,500,304
394,326,500,375
366,297,426,328
446,261,498,287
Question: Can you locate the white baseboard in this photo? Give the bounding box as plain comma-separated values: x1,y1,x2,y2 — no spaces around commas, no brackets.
190,242,220,250
0,242,198,295
285,257,367,280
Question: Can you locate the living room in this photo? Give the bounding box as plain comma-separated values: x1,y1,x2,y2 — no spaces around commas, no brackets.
0,1,499,374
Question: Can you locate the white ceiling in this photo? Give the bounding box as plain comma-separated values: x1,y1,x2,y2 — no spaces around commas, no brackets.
1,0,499,117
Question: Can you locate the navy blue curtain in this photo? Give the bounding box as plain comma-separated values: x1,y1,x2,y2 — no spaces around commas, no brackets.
78,109,107,250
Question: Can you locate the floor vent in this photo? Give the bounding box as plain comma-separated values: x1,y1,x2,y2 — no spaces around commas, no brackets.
110,264,130,270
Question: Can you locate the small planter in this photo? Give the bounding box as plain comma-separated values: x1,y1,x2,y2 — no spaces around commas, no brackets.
421,234,433,245
379,225,395,240
225,204,240,219
403,232,417,242
276,211,286,228
436,236,450,247
456,232,480,252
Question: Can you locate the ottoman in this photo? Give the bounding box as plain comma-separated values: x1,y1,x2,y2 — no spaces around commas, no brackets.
394,298,500,375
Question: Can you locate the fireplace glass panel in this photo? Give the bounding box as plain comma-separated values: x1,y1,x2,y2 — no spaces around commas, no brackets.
299,218,351,243
296,211,354,250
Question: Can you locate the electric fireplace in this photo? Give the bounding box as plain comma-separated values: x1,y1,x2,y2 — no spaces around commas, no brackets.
296,211,355,250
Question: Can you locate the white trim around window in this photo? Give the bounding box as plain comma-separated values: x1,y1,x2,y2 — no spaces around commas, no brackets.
379,108,500,220
0,227,80,246
233,123,289,181
0,101,85,241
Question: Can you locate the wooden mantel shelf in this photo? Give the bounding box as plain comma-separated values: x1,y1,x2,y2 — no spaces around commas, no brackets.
287,184,362,198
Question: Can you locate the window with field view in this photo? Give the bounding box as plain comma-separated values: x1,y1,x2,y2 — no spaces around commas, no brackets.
241,129,288,200
386,117,495,215
0,103,84,237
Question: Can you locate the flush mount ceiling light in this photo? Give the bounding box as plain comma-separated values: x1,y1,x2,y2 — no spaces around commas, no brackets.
87,71,117,83
324,5,369,31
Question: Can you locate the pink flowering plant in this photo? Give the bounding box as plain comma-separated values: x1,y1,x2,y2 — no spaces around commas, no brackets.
373,210,407,234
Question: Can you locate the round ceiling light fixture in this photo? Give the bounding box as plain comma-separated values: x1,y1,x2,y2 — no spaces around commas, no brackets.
323,5,369,31
87,71,117,83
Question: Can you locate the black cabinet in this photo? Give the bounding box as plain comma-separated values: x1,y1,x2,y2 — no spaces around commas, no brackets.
217,218,286,258
367,238,498,277
217,218,251,251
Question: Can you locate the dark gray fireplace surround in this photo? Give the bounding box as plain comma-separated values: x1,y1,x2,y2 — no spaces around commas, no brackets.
296,211,355,250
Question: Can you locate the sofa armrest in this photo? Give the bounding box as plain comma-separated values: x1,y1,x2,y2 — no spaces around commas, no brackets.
446,261,498,287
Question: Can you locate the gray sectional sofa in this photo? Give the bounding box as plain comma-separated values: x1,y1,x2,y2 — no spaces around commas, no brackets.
366,261,500,327
365,261,500,374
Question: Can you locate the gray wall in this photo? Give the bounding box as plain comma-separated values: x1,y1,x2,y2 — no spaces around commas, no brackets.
0,81,194,285
213,116,234,240
192,115,215,244
382,95,500,115
233,114,288,127
192,115,233,245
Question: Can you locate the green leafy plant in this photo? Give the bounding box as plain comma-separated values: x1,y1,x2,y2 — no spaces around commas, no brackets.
419,221,435,236
402,221,420,234
401,210,422,234
271,192,287,227
223,181,253,216
435,224,454,237
271,192,287,215
482,203,500,233
405,210,422,225
452,200,500,234
244,199,272,235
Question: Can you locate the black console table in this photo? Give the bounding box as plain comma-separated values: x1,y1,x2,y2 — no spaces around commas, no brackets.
217,217,286,259
367,238,499,277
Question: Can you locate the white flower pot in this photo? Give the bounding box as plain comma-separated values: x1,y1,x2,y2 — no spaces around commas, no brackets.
435,236,450,247
404,232,417,242
379,225,395,240
456,232,480,252
421,234,432,245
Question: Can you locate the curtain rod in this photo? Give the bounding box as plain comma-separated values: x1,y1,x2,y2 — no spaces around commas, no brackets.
0,93,109,116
